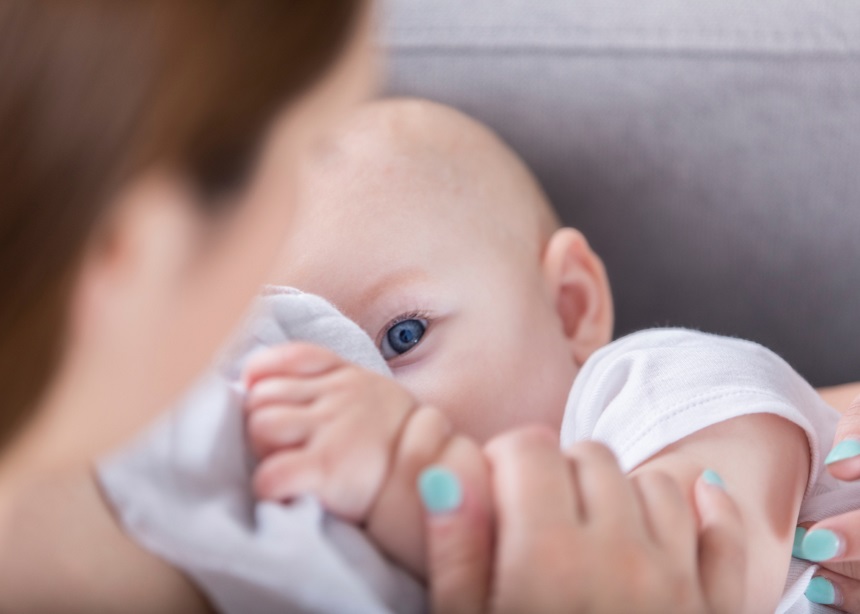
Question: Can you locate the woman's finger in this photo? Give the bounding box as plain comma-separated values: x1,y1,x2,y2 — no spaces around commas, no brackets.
799,523,860,580
795,524,860,610
631,470,695,557
483,427,592,613
803,569,860,611
799,510,860,563
420,439,492,614
819,560,860,582
484,426,580,529
564,440,637,527
827,395,860,481
694,470,746,614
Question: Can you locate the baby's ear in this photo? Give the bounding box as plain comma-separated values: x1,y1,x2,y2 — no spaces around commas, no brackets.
541,228,613,365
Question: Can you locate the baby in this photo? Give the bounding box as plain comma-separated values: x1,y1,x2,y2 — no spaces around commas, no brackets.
243,99,857,612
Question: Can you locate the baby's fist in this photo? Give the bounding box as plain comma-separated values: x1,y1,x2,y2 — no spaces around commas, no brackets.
243,343,417,523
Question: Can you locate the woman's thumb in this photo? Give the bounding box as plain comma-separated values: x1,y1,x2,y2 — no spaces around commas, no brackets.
420,464,491,614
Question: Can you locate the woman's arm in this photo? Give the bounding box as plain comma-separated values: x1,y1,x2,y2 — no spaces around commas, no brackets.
630,413,809,614
0,469,214,614
819,382,860,413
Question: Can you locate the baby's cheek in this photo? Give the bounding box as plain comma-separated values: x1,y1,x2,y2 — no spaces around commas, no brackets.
451,368,527,441
531,337,581,425
391,320,574,443
393,365,495,443
449,379,539,443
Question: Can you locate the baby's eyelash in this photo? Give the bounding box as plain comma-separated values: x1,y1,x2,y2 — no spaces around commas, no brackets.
377,310,433,344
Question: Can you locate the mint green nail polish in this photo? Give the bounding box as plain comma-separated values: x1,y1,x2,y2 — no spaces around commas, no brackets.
702,469,725,489
826,439,860,465
805,576,838,605
802,529,843,562
792,527,808,558
419,466,463,514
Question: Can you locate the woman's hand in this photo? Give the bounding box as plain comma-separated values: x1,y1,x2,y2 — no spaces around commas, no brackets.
420,426,747,613
797,395,860,611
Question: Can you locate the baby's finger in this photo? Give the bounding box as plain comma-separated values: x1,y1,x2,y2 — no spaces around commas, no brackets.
243,342,344,388
365,406,454,575
253,450,323,501
373,406,453,514
247,406,317,458
245,376,321,412
694,470,746,614
827,395,860,481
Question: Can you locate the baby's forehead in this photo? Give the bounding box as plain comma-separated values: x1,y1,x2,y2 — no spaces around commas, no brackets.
296,99,559,262
304,139,482,228
311,109,471,186
311,113,507,211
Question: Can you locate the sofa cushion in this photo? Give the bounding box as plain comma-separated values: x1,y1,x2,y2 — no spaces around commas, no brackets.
379,0,860,385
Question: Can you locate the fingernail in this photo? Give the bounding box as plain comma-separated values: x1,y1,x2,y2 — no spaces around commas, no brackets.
792,527,808,558
418,466,463,514
701,468,725,489
826,439,860,465
805,576,839,605
802,529,843,562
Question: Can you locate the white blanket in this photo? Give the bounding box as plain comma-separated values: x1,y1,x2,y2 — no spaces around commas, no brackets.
99,287,425,614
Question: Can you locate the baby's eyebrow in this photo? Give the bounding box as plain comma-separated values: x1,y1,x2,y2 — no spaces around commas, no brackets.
356,267,431,311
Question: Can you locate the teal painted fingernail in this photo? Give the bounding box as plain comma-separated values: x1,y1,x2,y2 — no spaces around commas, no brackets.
825,439,860,465
792,527,808,558
702,469,725,489
805,576,838,605
418,466,463,514
802,529,843,562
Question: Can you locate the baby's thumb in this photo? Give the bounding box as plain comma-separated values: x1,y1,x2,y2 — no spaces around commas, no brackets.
695,472,747,614
827,395,860,481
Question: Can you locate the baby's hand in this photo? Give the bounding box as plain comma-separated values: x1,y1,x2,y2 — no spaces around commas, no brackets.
243,343,418,522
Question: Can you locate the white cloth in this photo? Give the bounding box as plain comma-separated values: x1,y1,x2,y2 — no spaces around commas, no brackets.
561,328,860,614
99,288,425,614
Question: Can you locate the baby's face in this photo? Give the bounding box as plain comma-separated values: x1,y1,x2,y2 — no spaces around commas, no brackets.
275,122,579,441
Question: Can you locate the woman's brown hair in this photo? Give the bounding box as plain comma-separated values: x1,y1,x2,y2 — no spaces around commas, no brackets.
0,0,364,445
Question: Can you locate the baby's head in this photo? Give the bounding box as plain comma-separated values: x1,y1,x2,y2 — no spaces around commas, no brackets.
275,99,613,441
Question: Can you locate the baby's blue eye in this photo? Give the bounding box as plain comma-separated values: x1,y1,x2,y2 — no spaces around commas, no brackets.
381,318,427,360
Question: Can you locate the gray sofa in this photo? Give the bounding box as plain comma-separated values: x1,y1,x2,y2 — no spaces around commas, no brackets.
379,0,860,387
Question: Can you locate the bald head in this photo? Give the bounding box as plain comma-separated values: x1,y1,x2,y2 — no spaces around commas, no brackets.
297,98,560,255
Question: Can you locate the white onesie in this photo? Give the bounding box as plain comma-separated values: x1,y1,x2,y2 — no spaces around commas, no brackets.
561,328,860,614
100,290,858,613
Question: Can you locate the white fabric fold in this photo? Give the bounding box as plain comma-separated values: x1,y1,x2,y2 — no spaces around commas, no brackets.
99,287,424,614
562,328,860,613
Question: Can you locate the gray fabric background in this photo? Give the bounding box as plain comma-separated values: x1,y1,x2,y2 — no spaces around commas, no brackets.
378,0,860,386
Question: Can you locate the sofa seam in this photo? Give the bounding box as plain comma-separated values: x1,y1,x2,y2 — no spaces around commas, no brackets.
378,42,860,62
384,24,857,41
380,25,860,57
